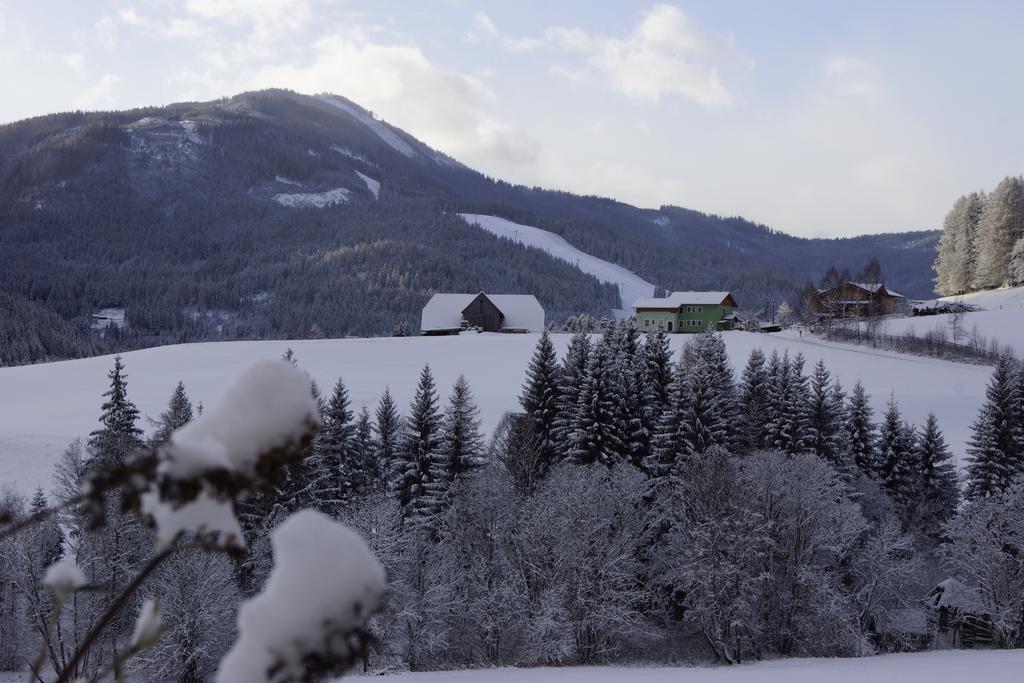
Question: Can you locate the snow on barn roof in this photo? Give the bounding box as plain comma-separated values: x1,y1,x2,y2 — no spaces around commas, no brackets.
816,282,905,299
420,293,544,333
633,291,734,309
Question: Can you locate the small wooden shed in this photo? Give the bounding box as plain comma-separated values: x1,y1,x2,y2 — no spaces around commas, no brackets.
420,292,544,335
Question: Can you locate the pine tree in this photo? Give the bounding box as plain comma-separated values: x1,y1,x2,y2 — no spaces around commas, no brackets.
912,413,960,539
553,331,591,455
310,378,358,514
150,381,194,448
846,381,878,476
519,331,563,473
935,192,985,295
354,405,380,491
808,360,849,469
87,355,143,469
396,364,443,521
765,352,811,455
375,388,402,494
568,341,626,466
622,352,657,470
427,375,485,515
965,356,1024,499
877,395,919,504
642,329,673,421
738,348,771,452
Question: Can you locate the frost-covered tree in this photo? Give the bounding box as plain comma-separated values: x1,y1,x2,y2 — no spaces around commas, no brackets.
568,341,625,466
739,348,771,452
87,355,143,469
808,360,850,472
622,353,657,470
553,331,591,456
396,365,443,521
642,329,673,421
354,405,380,492
431,375,485,499
907,413,960,540
876,395,919,505
846,381,878,476
374,388,402,493
310,378,358,515
765,352,812,455
935,192,985,295
1010,237,1024,286
974,176,1024,289
150,381,194,448
519,331,562,473
965,356,1024,499
942,481,1024,648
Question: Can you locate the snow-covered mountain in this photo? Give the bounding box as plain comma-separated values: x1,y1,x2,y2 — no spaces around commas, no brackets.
0,89,940,363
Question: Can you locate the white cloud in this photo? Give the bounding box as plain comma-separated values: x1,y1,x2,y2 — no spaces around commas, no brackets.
94,16,117,49
483,4,747,106
824,55,882,98
182,29,542,169
185,0,311,33
74,74,120,110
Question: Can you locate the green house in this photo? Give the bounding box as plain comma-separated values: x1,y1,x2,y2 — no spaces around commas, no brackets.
632,291,739,333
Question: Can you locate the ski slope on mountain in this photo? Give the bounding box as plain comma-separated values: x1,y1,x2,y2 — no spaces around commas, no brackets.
0,331,990,497
870,285,1024,355
460,214,656,317
359,649,1024,683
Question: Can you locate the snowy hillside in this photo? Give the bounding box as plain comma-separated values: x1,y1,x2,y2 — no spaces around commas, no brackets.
363,649,1024,683
870,285,1024,355
460,214,657,317
0,331,990,496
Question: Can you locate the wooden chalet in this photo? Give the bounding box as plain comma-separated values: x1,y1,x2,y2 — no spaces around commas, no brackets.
810,281,905,318
420,292,544,335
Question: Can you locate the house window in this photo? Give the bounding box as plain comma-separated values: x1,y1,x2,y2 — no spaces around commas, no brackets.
697,306,703,313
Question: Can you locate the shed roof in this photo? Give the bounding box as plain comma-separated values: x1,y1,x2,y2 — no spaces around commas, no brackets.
420,292,544,332
633,291,735,310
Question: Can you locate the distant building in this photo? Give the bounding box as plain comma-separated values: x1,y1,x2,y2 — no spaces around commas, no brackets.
420,292,544,335
632,291,739,333
810,282,904,318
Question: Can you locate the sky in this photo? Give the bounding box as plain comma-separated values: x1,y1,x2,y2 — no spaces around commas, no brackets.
1,0,1022,238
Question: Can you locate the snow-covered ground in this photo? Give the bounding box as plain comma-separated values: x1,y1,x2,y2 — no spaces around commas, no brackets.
0,331,990,496
459,214,657,317
351,649,1024,683
356,170,380,199
320,96,416,158
865,286,1024,356
273,187,351,208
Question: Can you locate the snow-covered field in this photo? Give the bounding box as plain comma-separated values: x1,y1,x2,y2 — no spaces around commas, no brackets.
355,649,1024,683
459,214,657,317
0,331,990,496
869,286,1024,355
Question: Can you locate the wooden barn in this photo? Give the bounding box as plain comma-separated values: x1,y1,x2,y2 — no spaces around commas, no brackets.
810,281,905,318
420,292,544,335
927,578,994,649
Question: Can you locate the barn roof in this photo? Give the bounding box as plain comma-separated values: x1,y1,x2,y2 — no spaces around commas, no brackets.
420,292,544,333
633,291,736,309
816,282,905,299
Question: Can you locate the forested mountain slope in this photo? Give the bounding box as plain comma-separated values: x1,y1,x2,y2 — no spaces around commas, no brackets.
0,89,938,362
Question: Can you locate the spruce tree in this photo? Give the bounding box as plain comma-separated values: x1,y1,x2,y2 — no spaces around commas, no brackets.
396,364,443,521
428,375,485,514
913,413,960,539
150,381,194,448
877,395,920,504
553,331,591,454
622,352,657,470
846,380,878,476
765,352,811,455
568,341,626,466
519,331,563,473
739,348,771,452
965,356,1024,499
650,355,689,477
310,378,358,515
87,355,143,469
375,388,402,494
642,329,673,420
808,360,849,470
354,405,380,491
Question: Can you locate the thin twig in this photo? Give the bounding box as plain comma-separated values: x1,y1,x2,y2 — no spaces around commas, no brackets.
55,541,177,683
